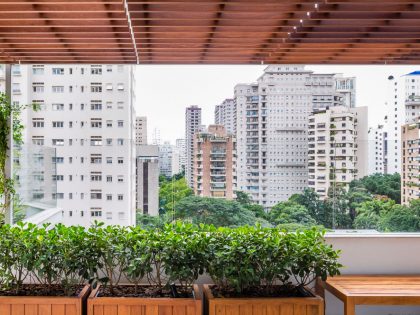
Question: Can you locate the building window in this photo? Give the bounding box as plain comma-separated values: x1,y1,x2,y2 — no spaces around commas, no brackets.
32,82,44,93
52,103,64,111
106,175,112,182
90,209,102,217
117,194,123,201
117,139,124,145
52,121,64,128
52,157,64,163
52,175,64,181
117,102,124,109
90,137,102,146
52,139,64,146
90,154,102,164
53,193,64,200
52,86,64,93
90,172,102,181
32,118,44,128
90,83,102,93
91,65,102,75
91,100,102,111
117,176,124,183
106,157,112,164
32,137,44,146
91,119,102,128
117,157,123,164
106,194,112,201
32,65,44,75
52,68,64,75
106,139,112,145
90,191,102,200
117,83,124,91
106,120,113,128
117,120,124,127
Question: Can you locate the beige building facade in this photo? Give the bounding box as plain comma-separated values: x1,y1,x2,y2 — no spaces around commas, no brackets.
401,121,420,205
193,125,236,199
308,106,368,199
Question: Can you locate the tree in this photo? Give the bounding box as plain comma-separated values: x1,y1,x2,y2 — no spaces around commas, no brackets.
235,190,268,220
159,177,193,214
353,199,395,230
325,187,353,229
289,188,326,225
235,190,252,205
174,196,260,227
268,201,316,227
379,204,420,232
350,173,401,203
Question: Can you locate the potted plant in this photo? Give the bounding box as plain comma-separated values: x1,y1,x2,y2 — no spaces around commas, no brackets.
87,222,203,315
203,226,341,315
0,223,94,315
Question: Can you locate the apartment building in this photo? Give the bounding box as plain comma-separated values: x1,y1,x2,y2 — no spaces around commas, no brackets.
174,138,186,174
11,64,136,226
151,128,161,145
214,98,236,135
193,125,236,199
135,116,147,145
401,121,420,205
308,106,368,199
335,75,356,108
381,71,420,175
368,125,386,175
235,65,354,209
159,141,173,178
185,105,202,187
136,145,159,215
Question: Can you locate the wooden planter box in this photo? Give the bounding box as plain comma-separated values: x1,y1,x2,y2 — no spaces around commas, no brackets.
88,284,202,315
203,285,324,315
0,285,90,315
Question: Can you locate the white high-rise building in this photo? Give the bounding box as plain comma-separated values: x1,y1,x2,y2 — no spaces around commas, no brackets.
235,65,355,209
382,71,420,175
185,106,202,187
135,116,147,145
159,141,173,178
175,138,186,174
151,128,161,145
308,106,368,199
368,124,386,175
11,64,136,226
214,98,236,135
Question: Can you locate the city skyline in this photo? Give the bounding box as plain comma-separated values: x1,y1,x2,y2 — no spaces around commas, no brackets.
135,65,419,144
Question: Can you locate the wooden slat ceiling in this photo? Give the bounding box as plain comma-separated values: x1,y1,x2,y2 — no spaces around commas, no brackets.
1,0,420,64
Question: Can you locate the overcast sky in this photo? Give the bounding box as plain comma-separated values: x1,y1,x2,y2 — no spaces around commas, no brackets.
135,65,419,144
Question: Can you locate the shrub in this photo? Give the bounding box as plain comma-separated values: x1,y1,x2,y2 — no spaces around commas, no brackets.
0,223,341,298
0,223,98,296
205,226,341,294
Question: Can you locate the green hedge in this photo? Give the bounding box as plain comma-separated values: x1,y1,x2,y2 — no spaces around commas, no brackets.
0,222,341,296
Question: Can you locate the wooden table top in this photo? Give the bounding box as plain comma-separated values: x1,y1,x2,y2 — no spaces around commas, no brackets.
326,275,420,298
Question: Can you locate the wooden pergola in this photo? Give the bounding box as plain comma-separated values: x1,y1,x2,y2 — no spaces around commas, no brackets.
0,0,419,64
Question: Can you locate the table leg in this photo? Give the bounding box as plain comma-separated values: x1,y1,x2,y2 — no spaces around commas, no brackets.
344,298,355,315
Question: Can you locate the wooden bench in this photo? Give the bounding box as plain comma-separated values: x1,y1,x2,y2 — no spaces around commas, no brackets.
317,275,420,315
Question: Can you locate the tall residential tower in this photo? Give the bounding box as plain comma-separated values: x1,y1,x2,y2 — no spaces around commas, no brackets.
11,64,136,226
185,106,202,187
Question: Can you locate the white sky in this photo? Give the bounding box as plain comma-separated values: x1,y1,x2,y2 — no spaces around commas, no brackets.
135,65,419,144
